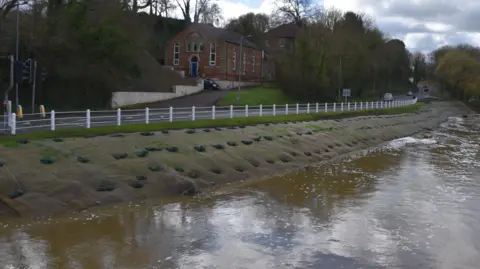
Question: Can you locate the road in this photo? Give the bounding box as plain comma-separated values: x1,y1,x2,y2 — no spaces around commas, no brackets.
1,95,415,134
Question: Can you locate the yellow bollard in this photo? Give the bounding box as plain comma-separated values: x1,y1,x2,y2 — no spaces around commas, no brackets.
17,105,23,119
39,105,46,118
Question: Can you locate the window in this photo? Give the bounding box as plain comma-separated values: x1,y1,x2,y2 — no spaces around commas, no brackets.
186,40,204,52
173,42,179,65
233,49,236,71
242,52,246,71
252,56,255,72
279,38,285,47
209,42,216,66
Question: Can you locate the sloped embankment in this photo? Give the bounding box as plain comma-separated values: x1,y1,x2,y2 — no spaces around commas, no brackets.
0,102,469,217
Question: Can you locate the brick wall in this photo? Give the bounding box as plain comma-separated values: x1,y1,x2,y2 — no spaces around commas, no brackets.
166,29,263,81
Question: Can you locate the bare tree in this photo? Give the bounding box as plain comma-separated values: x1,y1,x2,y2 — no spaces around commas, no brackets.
273,0,321,25
175,0,222,25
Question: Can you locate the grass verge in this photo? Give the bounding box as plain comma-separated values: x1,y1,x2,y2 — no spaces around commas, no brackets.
0,103,424,144
217,85,293,106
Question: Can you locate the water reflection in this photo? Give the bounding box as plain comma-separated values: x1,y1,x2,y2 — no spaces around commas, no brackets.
0,117,479,269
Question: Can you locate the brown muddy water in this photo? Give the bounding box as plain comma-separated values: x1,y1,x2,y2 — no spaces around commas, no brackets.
1,116,479,269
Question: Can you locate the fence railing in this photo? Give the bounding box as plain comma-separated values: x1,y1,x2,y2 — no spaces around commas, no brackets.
2,98,417,135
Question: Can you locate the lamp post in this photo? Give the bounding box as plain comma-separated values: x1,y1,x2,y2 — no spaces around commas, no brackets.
237,34,252,104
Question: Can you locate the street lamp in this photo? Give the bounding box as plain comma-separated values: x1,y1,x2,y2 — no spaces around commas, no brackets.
237,34,252,104
338,56,348,102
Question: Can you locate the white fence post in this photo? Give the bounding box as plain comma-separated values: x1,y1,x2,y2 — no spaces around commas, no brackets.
212,105,215,119
366,102,369,110
169,107,173,122
86,109,91,129
51,110,55,131
285,104,288,115
116,108,121,126
10,113,16,135
230,105,233,118
307,103,310,113
354,102,357,110
273,104,276,116
360,102,363,110
324,103,327,112
296,103,299,114
316,103,319,113
376,101,379,109
192,106,195,121
145,108,150,124
347,102,350,111
259,104,263,116
381,102,383,109
333,103,336,112
341,102,344,111
245,105,248,117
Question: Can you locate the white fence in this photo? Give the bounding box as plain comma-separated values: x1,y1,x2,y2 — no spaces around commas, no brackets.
3,98,417,135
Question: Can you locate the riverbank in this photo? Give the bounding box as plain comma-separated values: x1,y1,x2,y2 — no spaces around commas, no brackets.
0,101,471,218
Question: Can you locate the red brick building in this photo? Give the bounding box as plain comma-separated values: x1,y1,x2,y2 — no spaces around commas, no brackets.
165,23,263,81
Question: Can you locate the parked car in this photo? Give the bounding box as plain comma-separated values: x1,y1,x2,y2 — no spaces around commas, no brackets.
384,93,394,101
203,78,220,90
407,91,412,96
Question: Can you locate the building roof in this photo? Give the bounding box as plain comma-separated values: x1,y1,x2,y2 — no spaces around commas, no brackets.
266,23,303,38
188,23,259,49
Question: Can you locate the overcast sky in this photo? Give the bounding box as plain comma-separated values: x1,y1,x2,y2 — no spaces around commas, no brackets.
197,0,480,53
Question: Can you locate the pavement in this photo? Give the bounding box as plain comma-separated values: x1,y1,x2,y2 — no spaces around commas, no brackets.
1,91,415,134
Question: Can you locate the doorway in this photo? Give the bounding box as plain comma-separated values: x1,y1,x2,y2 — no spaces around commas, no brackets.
190,56,199,77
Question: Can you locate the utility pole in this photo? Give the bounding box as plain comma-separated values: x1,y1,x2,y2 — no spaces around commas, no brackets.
338,57,342,102
237,35,251,104
237,37,243,104
15,1,20,110
1,55,14,132
31,61,37,113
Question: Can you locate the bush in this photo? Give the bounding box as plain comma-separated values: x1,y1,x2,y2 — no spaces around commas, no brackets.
9,189,25,199
77,156,90,163
136,175,147,180
166,146,178,152
175,167,184,172
40,157,54,164
227,141,237,146
145,147,162,151
52,138,64,142
148,165,163,172
241,140,253,145
112,153,128,159
210,168,221,174
193,145,206,152
185,129,196,134
136,150,149,157
212,144,225,149
140,132,154,136
130,181,144,188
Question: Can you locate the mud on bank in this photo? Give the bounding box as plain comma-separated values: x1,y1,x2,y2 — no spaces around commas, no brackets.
0,102,471,218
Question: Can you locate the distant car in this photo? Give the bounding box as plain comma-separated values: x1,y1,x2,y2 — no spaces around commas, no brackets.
407,91,412,96
203,78,220,90
384,93,394,101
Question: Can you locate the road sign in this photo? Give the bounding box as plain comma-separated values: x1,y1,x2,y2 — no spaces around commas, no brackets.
342,88,351,97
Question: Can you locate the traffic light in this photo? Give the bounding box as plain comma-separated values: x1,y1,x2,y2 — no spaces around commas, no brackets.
37,65,47,82
14,59,32,83
22,59,32,82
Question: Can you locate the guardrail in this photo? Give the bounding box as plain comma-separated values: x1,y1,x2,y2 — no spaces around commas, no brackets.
2,98,417,135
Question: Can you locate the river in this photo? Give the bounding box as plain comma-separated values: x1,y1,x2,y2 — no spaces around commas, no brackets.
0,116,479,269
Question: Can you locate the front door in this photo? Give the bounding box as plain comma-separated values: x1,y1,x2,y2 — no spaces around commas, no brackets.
190,62,198,77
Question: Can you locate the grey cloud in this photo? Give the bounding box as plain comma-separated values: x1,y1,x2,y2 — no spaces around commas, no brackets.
348,0,480,51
